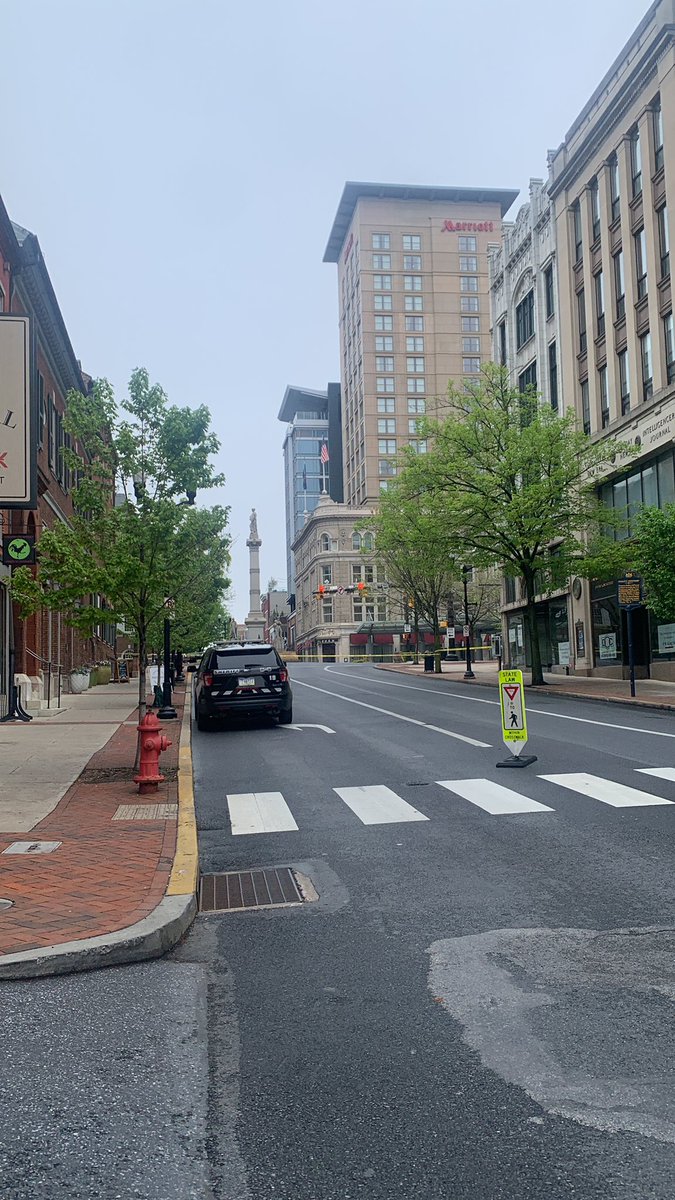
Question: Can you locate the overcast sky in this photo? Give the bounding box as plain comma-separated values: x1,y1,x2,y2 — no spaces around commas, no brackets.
5,0,649,619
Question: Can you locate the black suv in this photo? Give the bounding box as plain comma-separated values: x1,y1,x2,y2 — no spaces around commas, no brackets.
194,643,293,730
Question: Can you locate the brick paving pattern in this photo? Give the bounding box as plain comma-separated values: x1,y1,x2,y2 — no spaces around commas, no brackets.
0,688,185,957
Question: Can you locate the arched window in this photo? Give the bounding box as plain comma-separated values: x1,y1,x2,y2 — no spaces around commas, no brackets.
352,532,361,551
362,532,374,552
321,533,331,552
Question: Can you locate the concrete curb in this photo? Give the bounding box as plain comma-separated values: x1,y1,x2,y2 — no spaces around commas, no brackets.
0,689,199,981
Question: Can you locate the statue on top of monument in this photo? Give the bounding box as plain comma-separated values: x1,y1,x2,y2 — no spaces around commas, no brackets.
249,508,259,540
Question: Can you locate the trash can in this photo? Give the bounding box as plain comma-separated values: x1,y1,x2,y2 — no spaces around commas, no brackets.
424,654,435,672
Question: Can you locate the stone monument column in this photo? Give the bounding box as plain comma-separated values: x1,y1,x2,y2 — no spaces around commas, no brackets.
245,508,265,642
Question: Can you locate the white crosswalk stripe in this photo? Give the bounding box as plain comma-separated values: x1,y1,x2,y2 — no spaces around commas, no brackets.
227,791,299,835
436,778,553,815
539,772,674,808
333,784,429,825
635,767,675,782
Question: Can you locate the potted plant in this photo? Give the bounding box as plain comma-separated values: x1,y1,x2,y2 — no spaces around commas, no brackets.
69,665,91,694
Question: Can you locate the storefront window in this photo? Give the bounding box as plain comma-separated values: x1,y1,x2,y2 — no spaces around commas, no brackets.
658,454,675,506
652,620,675,661
642,464,658,508
602,450,675,539
506,614,526,667
591,581,622,665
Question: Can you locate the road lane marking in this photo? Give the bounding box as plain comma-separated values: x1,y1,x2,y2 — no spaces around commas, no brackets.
635,767,675,781
437,779,553,815
292,678,490,747
278,724,335,734
333,784,429,825
319,669,675,739
539,773,674,807
227,792,299,835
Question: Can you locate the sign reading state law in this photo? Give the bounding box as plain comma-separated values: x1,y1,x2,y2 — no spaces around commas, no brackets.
0,315,34,508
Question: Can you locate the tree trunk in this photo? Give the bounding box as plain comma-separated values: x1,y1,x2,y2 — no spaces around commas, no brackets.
413,608,419,665
522,568,544,686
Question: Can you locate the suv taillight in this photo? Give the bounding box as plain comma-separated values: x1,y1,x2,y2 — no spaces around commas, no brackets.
203,672,213,686
279,669,288,683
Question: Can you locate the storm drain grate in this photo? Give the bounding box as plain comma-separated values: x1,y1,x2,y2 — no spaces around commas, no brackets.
199,866,305,913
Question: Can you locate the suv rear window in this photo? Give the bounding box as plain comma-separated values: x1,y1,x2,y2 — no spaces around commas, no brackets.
211,649,279,670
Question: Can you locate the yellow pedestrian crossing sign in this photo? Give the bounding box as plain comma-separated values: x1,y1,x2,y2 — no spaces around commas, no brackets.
497,669,537,769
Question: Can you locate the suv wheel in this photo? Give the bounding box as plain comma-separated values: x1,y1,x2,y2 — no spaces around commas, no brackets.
196,712,210,732
278,706,293,725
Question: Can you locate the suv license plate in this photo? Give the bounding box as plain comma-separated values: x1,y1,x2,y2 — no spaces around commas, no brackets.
238,677,256,687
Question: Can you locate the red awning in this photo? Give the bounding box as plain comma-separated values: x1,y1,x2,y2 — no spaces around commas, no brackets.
350,634,368,645
374,633,393,645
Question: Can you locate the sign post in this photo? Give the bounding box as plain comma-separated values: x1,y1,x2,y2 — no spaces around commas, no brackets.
497,668,537,768
617,572,643,698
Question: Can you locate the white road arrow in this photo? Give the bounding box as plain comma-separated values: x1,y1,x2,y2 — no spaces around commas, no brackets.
279,724,335,734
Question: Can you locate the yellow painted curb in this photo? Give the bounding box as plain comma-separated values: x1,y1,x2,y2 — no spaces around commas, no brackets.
167,681,199,897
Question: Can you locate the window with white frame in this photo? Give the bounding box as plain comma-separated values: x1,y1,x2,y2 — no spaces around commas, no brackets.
404,295,423,311
403,234,421,251
374,294,392,310
458,236,477,252
405,315,424,331
372,254,391,269
375,356,394,372
462,316,480,332
404,275,423,291
322,598,333,621
375,314,393,331
461,276,479,292
406,336,424,352
376,377,395,392
352,532,361,550
321,533,331,551
461,296,479,312
378,438,396,454
373,274,392,291
459,255,478,272
462,337,480,353
377,418,396,434
377,396,395,412
322,564,332,584
375,336,393,351
403,255,422,270
406,356,424,372
372,233,390,249
407,377,425,392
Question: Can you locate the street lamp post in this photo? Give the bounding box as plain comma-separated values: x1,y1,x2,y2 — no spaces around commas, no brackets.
463,565,475,680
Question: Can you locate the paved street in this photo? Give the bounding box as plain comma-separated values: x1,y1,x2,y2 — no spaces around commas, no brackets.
5,663,675,1198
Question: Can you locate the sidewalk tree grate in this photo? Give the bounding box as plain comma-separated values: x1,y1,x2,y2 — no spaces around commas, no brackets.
113,803,178,821
199,867,305,913
2,840,62,855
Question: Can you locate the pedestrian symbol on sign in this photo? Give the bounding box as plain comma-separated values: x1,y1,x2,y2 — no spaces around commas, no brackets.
497,669,537,768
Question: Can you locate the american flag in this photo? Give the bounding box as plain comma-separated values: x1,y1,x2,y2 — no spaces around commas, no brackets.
320,442,329,464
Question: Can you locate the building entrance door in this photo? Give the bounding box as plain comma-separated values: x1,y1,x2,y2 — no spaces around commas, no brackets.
321,642,336,663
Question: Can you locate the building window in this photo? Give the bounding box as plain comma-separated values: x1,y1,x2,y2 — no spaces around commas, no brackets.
407,397,425,413
406,336,424,352
572,202,583,263
619,349,630,414
519,361,537,393
378,418,396,434
459,236,477,252
590,178,601,242
404,295,423,312
577,288,587,355
377,396,395,413
599,365,609,428
641,331,653,401
609,154,620,222
372,233,390,249
403,255,422,270
409,439,427,453
459,255,478,272
463,357,481,373
461,296,479,312
321,533,332,552
322,599,333,622
322,564,332,584
374,294,393,311
372,254,391,270
548,341,558,411
404,275,422,291
373,274,392,291
408,417,421,434
653,101,664,172
403,234,421,251
515,289,535,349
581,380,591,434
406,356,424,372
462,316,480,332
405,315,424,331
544,263,555,319
614,249,625,319
665,312,675,384
630,128,642,197
635,228,648,299
379,480,389,492
595,270,605,338
351,533,361,551
378,439,396,455
658,206,670,279
47,393,56,469
375,314,393,331
407,378,425,393
375,336,393,352
375,356,394,372
37,372,45,449
461,276,479,292
379,459,396,476
463,337,480,353
376,377,395,393
498,320,507,365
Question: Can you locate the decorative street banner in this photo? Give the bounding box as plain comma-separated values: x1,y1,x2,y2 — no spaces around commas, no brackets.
499,668,528,755
0,314,35,508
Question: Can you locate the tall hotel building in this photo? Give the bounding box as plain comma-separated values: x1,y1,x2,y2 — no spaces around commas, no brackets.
323,182,518,506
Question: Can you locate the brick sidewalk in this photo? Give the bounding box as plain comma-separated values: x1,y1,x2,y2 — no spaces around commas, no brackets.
0,688,186,958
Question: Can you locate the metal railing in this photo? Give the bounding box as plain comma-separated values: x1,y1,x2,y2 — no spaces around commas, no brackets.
24,647,63,709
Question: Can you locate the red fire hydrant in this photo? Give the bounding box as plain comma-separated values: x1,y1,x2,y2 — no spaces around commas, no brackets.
134,711,172,795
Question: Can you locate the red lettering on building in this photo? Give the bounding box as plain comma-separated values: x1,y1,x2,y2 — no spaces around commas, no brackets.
441,220,494,233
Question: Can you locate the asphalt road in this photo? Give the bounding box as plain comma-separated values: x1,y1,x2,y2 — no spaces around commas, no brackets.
4,663,675,1199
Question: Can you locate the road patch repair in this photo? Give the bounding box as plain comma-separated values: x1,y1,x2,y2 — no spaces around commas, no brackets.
428,925,675,1143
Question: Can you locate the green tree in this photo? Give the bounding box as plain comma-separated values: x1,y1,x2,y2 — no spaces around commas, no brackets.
399,364,630,685
12,368,229,715
631,504,675,621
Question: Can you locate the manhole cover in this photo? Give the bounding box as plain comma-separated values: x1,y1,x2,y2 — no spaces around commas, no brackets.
199,867,313,913
0,899,13,911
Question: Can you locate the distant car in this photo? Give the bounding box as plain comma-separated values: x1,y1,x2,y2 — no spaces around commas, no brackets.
193,642,293,731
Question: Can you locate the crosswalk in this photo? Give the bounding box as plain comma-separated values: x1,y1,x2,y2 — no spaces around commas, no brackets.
222,770,675,835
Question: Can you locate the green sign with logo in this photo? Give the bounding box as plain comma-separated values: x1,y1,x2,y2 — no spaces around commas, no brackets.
2,535,36,565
